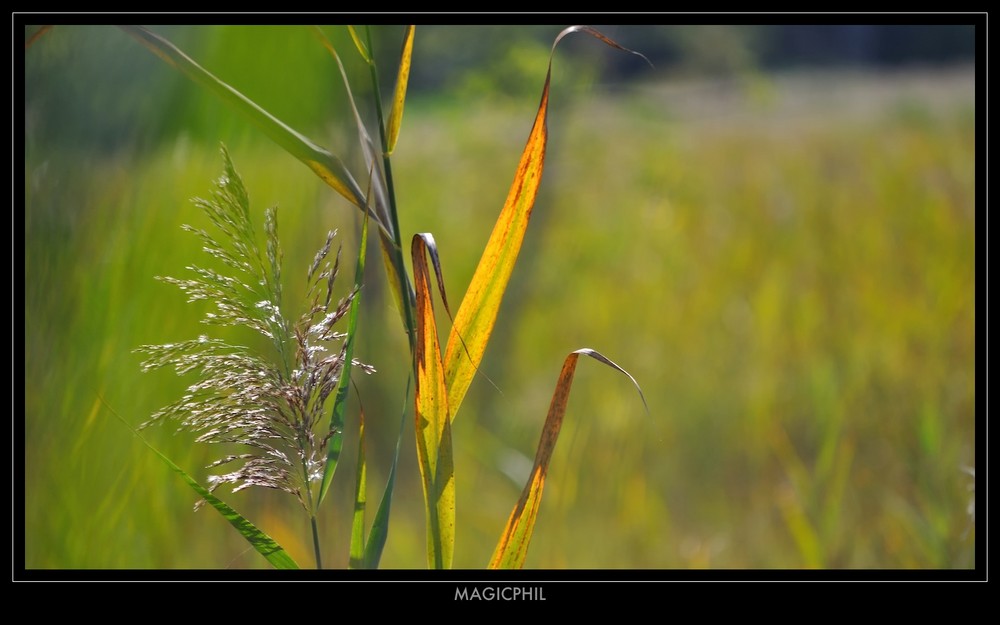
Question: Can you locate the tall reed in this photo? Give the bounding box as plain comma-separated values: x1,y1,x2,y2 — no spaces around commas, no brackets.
111,24,648,569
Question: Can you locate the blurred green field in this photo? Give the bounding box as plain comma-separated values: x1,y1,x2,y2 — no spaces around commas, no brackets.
23,26,975,570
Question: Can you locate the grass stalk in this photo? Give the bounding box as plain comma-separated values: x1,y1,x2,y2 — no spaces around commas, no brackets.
310,515,323,570
364,26,416,356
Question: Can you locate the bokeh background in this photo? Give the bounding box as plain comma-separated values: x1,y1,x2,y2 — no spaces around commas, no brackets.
23,24,976,569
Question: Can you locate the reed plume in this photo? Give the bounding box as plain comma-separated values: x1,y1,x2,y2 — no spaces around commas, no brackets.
137,146,373,516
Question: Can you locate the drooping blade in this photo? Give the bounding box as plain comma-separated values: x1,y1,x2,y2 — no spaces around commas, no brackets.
104,398,299,570
489,349,647,569
121,26,369,214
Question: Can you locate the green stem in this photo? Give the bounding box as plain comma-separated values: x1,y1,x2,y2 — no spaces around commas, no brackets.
310,515,323,570
304,474,322,569
365,25,416,357
297,428,322,569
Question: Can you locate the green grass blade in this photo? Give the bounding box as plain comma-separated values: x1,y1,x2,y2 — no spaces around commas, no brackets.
362,24,418,352
362,376,410,569
311,27,391,233
125,24,408,331
412,233,456,569
313,26,416,346
489,349,646,569
348,401,367,569
102,397,299,570
120,25,368,212
318,207,369,506
173,455,299,570
385,25,414,155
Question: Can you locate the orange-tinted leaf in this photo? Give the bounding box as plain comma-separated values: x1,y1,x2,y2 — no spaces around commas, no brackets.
25,25,52,49
489,348,647,569
412,233,456,569
386,25,415,155
443,26,648,421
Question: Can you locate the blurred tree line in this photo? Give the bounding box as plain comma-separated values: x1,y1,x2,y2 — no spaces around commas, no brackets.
600,24,975,76
410,24,975,87
23,24,975,153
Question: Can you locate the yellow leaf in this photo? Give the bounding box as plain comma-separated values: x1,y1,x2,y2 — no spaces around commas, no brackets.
412,233,456,569
443,26,649,421
386,25,415,155
347,25,371,63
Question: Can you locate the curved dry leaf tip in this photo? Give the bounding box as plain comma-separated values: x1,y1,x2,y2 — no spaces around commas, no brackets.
310,26,339,58
573,348,649,414
417,233,503,396
552,25,654,69
413,233,451,316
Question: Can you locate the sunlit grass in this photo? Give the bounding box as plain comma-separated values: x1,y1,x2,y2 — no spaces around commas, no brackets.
24,67,975,569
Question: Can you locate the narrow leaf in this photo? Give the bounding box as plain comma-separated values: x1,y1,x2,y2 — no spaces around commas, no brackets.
488,349,647,569
385,25,415,155
347,25,371,63
101,397,299,570
443,26,647,420
318,205,369,505
348,402,367,569
127,22,409,332
120,26,369,213
311,27,392,234
313,26,415,342
363,380,410,569
412,233,456,569
25,25,52,49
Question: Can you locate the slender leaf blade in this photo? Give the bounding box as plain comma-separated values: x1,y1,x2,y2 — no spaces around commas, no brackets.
488,349,647,569
311,27,392,233
103,398,299,570
120,25,368,211
165,450,299,570
363,381,410,569
385,25,415,155
412,233,456,569
347,25,372,63
318,207,369,505
348,403,367,569
313,26,415,343
443,26,646,421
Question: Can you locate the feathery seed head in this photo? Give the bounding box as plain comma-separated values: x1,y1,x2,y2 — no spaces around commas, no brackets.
136,147,373,513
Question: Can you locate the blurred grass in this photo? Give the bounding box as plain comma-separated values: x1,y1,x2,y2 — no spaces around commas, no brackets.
23,27,975,569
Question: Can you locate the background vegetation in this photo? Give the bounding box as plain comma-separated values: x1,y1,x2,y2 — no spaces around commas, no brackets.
23,24,976,569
